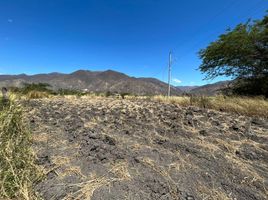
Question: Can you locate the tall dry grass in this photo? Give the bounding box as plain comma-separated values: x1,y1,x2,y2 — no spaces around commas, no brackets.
0,96,42,199
26,91,50,99
151,95,268,118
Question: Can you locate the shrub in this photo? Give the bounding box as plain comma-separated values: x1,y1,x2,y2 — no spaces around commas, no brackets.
26,91,50,99
105,91,112,97
57,88,84,96
21,83,53,94
120,93,131,99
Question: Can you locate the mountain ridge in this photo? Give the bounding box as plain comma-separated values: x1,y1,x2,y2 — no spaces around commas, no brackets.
190,80,231,95
0,70,232,96
0,69,182,95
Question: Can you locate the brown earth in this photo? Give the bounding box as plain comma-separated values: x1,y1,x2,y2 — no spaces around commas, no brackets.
25,97,268,200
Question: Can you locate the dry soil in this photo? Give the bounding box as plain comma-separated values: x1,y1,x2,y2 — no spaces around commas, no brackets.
25,97,268,200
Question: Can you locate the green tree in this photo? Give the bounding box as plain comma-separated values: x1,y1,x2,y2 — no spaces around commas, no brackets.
199,14,268,97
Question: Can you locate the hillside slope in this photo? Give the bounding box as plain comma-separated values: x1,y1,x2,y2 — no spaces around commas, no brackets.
190,81,231,95
176,86,199,92
0,70,182,95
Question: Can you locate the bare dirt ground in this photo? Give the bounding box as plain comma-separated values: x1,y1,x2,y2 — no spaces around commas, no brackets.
25,97,268,200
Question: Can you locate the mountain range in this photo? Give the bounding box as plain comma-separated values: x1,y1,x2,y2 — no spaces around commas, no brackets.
188,81,231,95
0,70,230,96
0,70,181,95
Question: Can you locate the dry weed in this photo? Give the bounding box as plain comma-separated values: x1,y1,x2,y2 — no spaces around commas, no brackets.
0,99,42,199
63,161,131,200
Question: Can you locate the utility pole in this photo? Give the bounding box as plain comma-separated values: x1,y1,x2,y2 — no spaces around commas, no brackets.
168,51,172,97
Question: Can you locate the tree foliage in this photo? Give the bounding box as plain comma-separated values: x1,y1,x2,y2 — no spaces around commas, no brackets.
199,13,268,96
21,83,52,94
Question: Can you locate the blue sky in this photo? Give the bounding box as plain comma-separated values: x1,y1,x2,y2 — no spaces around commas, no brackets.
0,0,267,86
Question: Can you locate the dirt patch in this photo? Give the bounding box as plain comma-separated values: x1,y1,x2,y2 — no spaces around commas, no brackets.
25,97,268,200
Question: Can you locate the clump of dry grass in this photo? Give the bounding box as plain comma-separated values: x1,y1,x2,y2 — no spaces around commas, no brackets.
26,91,50,99
11,88,268,117
0,98,42,199
152,95,190,106
152,95,268,118
64,161,131,200
210,95,268,117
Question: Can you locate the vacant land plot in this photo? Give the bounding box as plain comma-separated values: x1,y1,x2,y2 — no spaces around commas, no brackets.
25,97,268,200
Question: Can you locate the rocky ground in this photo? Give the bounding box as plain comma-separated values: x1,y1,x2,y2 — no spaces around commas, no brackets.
25,96,268,200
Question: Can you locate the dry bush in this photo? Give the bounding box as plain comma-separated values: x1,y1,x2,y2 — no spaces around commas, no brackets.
26,91,50,99
0,99,42,199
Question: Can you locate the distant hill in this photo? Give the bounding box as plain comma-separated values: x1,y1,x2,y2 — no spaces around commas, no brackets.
0,70,182,96
176,86,198,92
176,81,232,95
190,81,231,95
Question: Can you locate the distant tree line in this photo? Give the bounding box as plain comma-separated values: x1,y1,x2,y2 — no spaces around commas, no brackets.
9,83,133,98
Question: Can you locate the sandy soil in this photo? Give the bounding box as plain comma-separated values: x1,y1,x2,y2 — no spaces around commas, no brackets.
25,97,268,200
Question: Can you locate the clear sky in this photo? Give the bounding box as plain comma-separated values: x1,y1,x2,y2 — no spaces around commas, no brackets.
0,0,267,86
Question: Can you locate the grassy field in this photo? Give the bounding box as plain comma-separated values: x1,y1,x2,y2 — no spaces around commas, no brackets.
9,89,268,118
149,95,268,118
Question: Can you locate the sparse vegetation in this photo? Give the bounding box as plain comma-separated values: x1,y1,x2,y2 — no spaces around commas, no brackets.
21,83,53,94
57,88,85,96
10,83,87,99
151,95,268,117
0,96,42,199
0,96,11,110
10,83,53,99
26,91,51,99
7,84,268,117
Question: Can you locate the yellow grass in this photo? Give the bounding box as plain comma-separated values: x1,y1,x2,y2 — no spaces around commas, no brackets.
0,98,42,199
8,90,268,117
26,91,50,99
63,161,131,200
150,95,268,118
